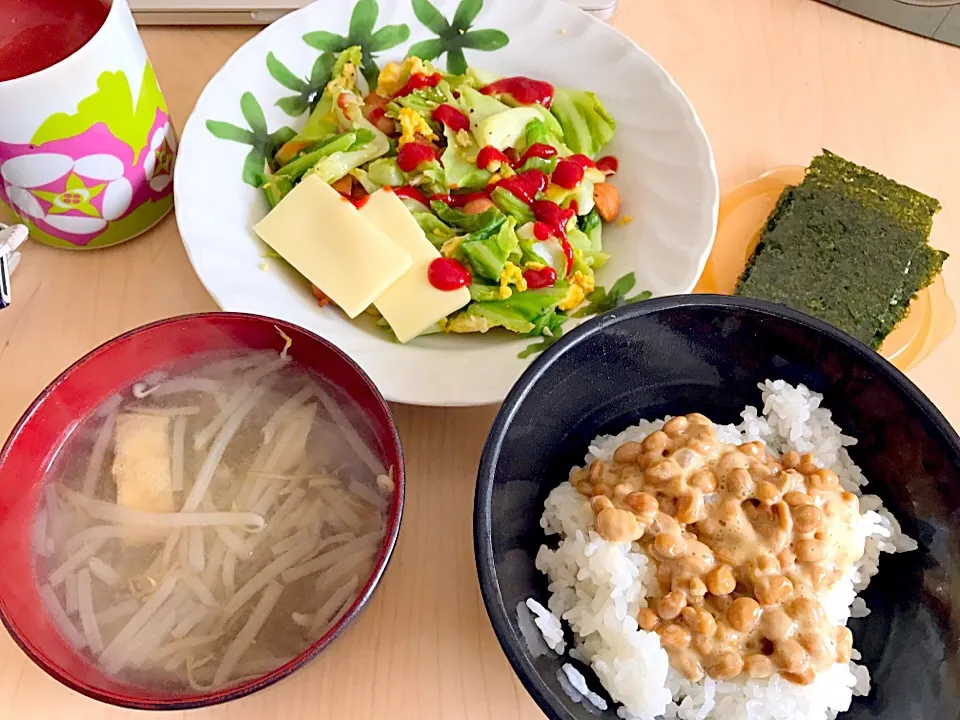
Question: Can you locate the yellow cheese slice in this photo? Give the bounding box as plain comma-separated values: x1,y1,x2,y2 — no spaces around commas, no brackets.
113,413,175,514
253,174,412,319
362,190,471,343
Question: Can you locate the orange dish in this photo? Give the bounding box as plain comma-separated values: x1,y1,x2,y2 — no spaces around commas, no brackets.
695,166,954,371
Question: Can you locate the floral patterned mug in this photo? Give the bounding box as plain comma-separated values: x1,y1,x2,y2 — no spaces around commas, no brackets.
0,0,176,249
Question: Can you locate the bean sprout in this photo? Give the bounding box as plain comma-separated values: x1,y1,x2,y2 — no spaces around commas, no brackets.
213,582,283,686
281,532,380,584
49,541,106,587
220,543,311,623
99,577,178,672
172,415,187,492
127,608,180,669
87,558,122,587
193,357,287,452
183,376,283,512
96,599,140,626
77,569,103,653
308,576,359,635
40,584,86,649
188,527,205,573
262,385,313,444
82,411,117,497
132,378,227,407
64,572,79,615
66,491,265,531
312,384,386,478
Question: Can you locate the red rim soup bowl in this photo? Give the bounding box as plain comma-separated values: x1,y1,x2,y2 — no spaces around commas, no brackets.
0,312,404,710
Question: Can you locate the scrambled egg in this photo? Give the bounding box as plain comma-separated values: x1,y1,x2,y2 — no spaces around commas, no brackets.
398,108,438,147
376,57,428,97
558,271,596,311
455,129,472,147
445,313,497,334
440,236,462,258
340,62,358,91
498,262,528,299
617,215,634,227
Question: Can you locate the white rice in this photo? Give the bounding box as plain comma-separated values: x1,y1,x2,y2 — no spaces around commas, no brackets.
528,380,915,720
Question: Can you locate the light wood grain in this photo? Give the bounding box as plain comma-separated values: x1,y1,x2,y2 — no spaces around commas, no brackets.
0,1,958,718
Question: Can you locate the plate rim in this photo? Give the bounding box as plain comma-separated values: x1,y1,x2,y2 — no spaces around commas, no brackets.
173,0,720,407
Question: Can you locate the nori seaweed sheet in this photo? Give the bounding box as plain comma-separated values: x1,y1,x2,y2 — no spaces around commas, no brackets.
735,150,948,349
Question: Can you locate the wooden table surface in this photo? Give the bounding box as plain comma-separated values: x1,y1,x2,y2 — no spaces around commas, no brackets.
1,1,960,718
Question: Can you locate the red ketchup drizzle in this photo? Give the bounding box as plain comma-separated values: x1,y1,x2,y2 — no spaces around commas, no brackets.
531,200,575,274
567,154,596,170
519,143,558,165
397,143,438,172
430,191,490,208
552,153,597,189
433,104,470,132
394,72,443,98
495,169,548,205
552,159,584,189
481,77,555,108
428,258,471,291
477,146,511,171
392,186,430,207
478,143,559,174
596,155,619,175
523,266,558,289
533,222,554,241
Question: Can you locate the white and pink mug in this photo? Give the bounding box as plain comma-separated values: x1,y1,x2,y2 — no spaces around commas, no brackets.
0,0,176,249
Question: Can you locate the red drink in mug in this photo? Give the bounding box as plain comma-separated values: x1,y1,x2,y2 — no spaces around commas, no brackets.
0,0,176,249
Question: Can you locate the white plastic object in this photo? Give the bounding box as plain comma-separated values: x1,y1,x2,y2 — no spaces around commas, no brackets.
128,0,616,24
0,224,27,309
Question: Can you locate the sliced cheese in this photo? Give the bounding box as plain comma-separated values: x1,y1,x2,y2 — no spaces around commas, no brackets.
362,189,471,343
253,174,412,319
112,413,175,514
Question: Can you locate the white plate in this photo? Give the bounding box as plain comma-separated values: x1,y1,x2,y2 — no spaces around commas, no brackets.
174,0,719,406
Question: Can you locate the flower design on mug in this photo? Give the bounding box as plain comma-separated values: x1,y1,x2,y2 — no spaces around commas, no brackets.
143,122,177,193
0,152,134,236
32,174,105,217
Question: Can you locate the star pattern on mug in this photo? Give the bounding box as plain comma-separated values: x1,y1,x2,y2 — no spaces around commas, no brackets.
32,174,106,218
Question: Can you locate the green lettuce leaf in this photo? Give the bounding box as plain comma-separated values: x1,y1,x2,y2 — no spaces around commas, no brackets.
451,286,568,334
468,283,503,302
440,125,491,190
578,207,603,250
491,186,535,225
411,160,448,195
414,212,458,248
431,201,506,235
550,88,616,158
523,112,570,157
458,86,511,144
366,157,407,187
387,85,448,122
459,217,520,281
305,87,389,183
293,45,366,146
573,272,652,318
476,107,540,151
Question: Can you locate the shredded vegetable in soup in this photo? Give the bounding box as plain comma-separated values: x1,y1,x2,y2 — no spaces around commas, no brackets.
33,348,393,692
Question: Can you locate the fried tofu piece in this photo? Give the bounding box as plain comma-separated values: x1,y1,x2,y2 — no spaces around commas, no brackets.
112,413,175,514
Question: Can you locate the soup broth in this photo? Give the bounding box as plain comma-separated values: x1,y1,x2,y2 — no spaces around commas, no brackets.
32,349,393,692
0,0,111,82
